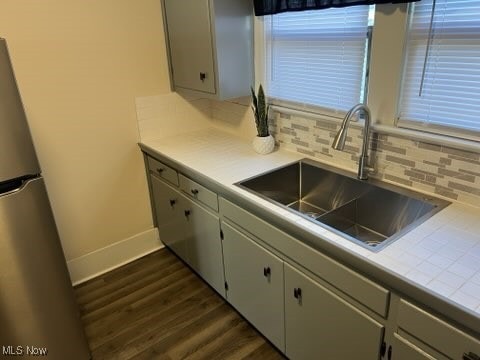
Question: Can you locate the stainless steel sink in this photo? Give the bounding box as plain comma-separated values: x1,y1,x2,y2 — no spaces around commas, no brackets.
236,159,450,251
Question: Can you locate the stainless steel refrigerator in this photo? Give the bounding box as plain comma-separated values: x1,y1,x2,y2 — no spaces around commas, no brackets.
0,38,90,359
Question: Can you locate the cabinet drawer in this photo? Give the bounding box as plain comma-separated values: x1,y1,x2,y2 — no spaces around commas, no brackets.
397,299,480,359
220,197,389,317
179,174,218,211
148,156,179,186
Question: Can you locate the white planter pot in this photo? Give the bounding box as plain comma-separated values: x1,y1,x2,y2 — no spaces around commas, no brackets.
252,135,275,155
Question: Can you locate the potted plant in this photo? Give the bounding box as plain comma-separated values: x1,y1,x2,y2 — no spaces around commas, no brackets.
251,84,275,154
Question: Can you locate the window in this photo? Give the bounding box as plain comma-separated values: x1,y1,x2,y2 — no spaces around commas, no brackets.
265,6,373,116
398,0,480,141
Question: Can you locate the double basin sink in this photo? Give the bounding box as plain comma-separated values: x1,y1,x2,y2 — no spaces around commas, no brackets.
236,159,450,251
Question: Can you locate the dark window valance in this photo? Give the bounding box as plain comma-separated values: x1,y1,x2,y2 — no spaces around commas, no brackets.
254,0,420,16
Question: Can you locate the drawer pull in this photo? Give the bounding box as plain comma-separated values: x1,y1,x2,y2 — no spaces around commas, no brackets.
169,199,176,207
199,72,206,82
184,210,191,218
293,287,302,300
263,267,271,277
463,352,480,360
156,168,164,174
191,189,199,195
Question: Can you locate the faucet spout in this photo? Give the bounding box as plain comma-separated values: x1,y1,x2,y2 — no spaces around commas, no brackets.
331,104,373,180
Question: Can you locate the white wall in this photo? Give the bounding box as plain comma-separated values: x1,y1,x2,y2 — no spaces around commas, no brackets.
0,0,171,264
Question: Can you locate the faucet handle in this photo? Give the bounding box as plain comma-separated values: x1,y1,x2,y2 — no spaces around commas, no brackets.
358,155,376,180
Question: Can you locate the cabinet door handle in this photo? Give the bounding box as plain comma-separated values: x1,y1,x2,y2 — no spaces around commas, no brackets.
156,168,164,174
191,189,199,195
199,72,206,82
293,288,302,299
263,267,271,277
463,352,480,360
184,210,191,218
169,199,176,207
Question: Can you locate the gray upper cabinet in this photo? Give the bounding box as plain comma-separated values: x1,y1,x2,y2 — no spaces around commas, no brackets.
222,222,285,351
284,263,385,360
163,0,253,99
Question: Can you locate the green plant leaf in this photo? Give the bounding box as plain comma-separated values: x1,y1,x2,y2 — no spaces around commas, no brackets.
258,85,267,136
250,86,258,111
251,84,270,137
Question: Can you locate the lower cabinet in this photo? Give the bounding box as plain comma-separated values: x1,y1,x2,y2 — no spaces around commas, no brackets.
284,263,385,360
150,173,224,297
222,222,285,350
392,333,436,360
396,299,480,360
183,195,224,296
147,157,478,360
151,174,187,260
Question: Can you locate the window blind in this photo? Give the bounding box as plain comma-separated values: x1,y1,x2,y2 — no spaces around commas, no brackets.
398,0,480,140
265,6,371,116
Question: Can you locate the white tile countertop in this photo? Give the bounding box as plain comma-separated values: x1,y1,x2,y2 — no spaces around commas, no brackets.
140,128,480,322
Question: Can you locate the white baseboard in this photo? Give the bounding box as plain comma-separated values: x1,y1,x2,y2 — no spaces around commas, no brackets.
67,228,163,286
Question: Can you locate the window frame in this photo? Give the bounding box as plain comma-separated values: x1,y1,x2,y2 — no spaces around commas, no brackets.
254,3,480,149
395,1,480,142
260,6,374,119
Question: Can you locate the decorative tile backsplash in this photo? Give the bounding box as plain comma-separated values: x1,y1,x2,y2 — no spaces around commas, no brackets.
270,110,480,206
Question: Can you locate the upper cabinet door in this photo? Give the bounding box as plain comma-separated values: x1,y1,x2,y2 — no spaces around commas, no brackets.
284,263,385,360
164,0,216,94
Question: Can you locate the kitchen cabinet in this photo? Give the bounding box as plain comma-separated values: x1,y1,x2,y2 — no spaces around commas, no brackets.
183,192,224,296
148,158,224,297
219,197,390,318
162,0,253,99
142,148,479,360
148,156,179,186
284,263,385,360
394,299,480,360
222,222,285,350
151,175,187,260
392,333,436,360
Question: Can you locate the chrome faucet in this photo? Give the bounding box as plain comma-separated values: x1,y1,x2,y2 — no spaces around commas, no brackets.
332,103,374,180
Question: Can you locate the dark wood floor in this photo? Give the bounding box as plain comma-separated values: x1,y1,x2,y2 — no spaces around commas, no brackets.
74,248,285,360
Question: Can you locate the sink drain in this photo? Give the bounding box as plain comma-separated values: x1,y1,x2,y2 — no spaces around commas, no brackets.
304,211,322,219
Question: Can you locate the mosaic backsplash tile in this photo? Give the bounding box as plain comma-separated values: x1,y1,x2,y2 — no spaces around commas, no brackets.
269,110,480,206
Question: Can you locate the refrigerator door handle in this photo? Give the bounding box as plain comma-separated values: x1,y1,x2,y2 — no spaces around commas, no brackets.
0,175,37,197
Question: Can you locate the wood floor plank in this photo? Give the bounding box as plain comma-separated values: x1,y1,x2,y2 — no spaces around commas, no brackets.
79,259,184,314
241,342,286,360
131,303,240,360
92,292,223,359
86,283,211,350
75,248,285,360
81,266,195,323
74,251,170,298
75,252,178,304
